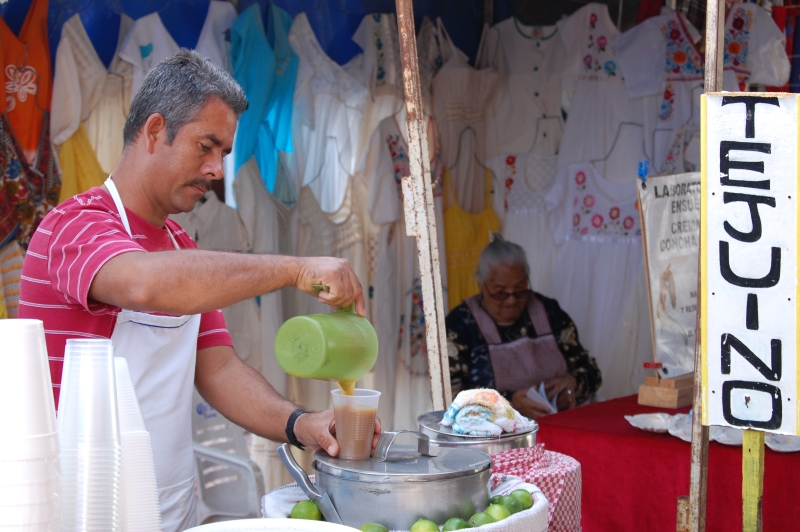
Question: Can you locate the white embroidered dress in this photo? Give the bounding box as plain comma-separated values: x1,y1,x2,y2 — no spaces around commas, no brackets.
118,12,179,97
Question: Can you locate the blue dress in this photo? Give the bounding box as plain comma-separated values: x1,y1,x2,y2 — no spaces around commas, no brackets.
230,3,297,193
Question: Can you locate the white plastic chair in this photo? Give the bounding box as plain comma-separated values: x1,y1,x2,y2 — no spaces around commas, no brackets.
192,389,265,524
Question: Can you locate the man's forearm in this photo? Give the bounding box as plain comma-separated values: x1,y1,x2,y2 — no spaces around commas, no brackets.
91,249,301,315
195,345,298,443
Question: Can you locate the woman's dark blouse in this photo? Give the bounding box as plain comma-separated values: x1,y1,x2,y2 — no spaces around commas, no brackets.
445,292,602,404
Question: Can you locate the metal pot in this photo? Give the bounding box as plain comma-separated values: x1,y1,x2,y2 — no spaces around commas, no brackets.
312,431,491,530
417,410,538,456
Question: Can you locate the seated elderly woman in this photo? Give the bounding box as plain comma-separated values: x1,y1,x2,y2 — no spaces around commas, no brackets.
446,236,601,418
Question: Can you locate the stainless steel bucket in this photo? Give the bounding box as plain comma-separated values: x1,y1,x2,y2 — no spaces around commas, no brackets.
417,410,538,456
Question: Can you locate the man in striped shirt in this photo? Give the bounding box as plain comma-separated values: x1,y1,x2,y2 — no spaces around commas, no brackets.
19,50,373,531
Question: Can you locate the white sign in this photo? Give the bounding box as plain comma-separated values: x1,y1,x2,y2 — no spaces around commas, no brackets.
639,173,700,377
702,93,799,435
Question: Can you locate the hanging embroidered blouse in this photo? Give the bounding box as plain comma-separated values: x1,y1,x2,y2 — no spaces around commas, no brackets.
556,3,647,170
194,0,237,72
615,11,704,172
722,3,790,91
432,19,499,214
289,13,369,212
118,12,179,97
230,3,298,193
0,0,60,246
416,17,446,116
478,17,566,158
351,14,404,167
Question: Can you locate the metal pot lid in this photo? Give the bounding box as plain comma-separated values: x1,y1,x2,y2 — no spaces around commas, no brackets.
417,410,538,440
314,444,491,483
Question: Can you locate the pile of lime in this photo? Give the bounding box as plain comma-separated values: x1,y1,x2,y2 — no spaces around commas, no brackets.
357,488,534,530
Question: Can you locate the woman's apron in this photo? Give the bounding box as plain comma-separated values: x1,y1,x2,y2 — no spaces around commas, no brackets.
105,177,201,532
465,294,567,393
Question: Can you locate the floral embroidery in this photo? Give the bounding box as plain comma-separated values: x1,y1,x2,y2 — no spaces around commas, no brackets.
659,82,676,121
4,65,37,112
581,10,619,80
662,18,703,79
385,134,409,199
372,14,387,86
589,13,597,28
570,167,640,240
604,61,616,75
503,155,518,212
724,6,754,89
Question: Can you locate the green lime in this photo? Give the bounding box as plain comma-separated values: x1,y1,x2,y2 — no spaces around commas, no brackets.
442,517,473,530
359,523,389,532
485,503,511,522
289,500,322,520
409,518,440,532
498,495,524,514
468,512,496,527
488,495,503,505
510,489,534,510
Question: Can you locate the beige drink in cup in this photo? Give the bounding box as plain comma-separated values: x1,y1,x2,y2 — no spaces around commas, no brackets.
331,389,380,460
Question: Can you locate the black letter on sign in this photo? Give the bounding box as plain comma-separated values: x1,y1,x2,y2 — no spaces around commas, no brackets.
722,380,782,430
721,333,781,380
720,141,771,190
721,96,780,138
723,192,776,242
719,241,781,288
746,293,759,330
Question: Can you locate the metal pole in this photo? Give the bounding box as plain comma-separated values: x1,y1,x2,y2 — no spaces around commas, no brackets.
394,0,452,411
681,1,726,531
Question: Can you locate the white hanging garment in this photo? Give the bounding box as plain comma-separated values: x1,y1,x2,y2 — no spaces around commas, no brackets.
556,3,649,170
363,111,448,431
169,191,263,374
416,17,448,116
545,163,649,400
51,14,133,173
289,13,369,213
118,12,180,97
722,3,790,91
479,17,566,158
488,151,559,295
232,157,293,493
615,11,704,173
194,0,238,72
351,13,404,169
432,19,499,214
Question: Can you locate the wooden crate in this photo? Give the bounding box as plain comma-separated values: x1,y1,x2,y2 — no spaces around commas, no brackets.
638,373,694,409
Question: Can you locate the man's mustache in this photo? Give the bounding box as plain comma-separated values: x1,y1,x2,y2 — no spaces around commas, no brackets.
187,178,211,193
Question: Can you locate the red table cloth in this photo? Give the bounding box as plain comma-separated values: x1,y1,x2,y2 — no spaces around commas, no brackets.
536,394,799,532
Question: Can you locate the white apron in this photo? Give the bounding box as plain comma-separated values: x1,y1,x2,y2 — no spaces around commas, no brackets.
105,177,201,532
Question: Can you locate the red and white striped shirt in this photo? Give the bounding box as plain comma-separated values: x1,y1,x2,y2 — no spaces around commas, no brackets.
19,187,233,408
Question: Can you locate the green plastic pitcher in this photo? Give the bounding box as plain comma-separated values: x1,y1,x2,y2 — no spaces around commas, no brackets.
274,286,378,384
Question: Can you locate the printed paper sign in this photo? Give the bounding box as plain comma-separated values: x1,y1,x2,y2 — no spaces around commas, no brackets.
702,93,799,435
639,173,700,378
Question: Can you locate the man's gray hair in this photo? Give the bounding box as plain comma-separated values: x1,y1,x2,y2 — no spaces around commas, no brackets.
476,234,530,283
123,49,248,147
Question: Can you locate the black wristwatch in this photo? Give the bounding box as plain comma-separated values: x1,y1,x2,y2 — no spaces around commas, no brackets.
285,408,308,450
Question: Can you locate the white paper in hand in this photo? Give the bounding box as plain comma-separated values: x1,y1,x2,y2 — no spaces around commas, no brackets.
525,383,558,414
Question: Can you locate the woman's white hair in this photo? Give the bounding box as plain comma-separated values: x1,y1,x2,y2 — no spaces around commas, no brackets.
475,233,530,283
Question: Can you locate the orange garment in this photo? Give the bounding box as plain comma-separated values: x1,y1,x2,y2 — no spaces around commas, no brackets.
443,169,500,310
0,0,60,246
0,0,52,162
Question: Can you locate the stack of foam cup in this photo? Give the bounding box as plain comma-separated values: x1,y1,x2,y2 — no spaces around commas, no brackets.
58,339,122,531
0,319,61,531
114,357,161,532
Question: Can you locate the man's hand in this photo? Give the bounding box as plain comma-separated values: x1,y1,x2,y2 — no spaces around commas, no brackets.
544,374,577,411
511,388,554,419
294,257,366,316
294,410,382,457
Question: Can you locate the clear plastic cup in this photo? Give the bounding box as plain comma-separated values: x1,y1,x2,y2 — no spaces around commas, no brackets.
331,389,380,460
114,358,147,434
0,320,58,460
119,431,161,532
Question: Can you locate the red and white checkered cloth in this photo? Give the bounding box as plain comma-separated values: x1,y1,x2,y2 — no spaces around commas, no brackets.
492,445,582,532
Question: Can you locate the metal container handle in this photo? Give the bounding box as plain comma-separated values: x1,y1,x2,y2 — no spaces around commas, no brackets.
277,443,322,499
372,430,440,462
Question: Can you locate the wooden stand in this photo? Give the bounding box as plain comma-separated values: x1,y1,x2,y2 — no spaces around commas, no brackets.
638,373,694,409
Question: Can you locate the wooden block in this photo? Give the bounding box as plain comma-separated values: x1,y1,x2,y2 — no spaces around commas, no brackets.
638,384,694,409
659,372,694,389
644,376,660,387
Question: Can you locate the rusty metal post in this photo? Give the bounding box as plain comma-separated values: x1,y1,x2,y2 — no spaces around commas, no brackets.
395,0,452,410
679,0,726,531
